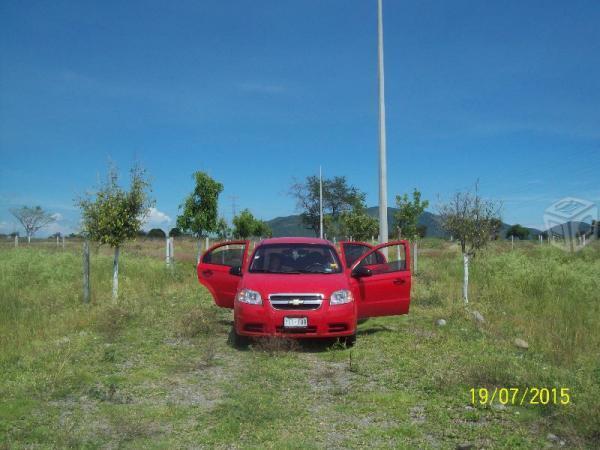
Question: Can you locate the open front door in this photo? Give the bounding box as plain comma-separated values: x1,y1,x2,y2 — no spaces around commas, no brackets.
197,240,249,309
339,241,374,270
349,241,411,319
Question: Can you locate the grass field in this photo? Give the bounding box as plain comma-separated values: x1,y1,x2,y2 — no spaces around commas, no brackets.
1,240,599,448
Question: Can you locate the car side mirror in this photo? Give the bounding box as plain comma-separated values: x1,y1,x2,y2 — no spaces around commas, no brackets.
351,266,372,278
229,265,242,276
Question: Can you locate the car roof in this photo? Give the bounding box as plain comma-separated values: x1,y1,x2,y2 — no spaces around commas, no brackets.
258,237,334,246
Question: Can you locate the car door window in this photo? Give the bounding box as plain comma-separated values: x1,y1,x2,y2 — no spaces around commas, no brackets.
343,244,366,266
355,243,406,275
202,243,245,267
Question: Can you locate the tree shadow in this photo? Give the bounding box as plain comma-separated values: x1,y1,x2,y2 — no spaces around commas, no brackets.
226,326,347,353
356,325,395,336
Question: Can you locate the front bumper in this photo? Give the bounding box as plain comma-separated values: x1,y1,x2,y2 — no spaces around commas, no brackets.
234,299,356,338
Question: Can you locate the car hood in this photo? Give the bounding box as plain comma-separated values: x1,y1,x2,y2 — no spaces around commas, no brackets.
241,272,349,297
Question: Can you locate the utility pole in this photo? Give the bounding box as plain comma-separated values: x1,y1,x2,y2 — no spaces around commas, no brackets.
229,195,239,222
377,0,388,245
319,166,324,239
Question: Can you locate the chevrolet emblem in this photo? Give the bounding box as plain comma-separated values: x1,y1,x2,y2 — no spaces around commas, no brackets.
290,298,303,306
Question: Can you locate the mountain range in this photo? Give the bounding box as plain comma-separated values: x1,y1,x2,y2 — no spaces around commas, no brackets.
266,207,548,239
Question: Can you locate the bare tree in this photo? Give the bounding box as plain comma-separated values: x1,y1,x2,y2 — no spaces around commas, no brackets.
10,206,56,243
438,185,501,304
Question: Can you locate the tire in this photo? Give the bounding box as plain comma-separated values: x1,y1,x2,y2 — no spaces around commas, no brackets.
229,327,250,349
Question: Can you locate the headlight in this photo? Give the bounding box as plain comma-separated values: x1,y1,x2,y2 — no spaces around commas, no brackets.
236,288,262,305
330,289,353,305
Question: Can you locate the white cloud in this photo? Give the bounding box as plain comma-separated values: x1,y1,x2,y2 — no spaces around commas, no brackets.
44,222,73,237
144,207,172,230
51,212,63,221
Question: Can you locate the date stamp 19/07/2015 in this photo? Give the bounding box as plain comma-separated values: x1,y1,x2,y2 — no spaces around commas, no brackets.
470,387,571,406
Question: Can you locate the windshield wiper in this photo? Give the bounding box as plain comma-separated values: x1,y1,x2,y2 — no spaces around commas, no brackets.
295,269,335,274
249,269,336,274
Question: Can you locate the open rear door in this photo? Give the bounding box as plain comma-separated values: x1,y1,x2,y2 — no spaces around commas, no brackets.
197,240,249,309
339,241,374,270
349,241,411,318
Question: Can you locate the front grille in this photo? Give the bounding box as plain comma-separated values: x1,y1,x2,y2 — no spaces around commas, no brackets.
269,293,323,311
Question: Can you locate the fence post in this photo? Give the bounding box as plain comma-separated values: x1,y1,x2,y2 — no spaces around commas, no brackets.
205,236,210,251
413,241,418,273
165,236,174,267
169,237,174,264
165,235,170,267
511,235,514,250
62,236,65,250
14,235,18,248
83,240,90,304
196,239,201,265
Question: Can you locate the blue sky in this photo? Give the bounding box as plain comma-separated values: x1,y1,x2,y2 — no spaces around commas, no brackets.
1,0,599,236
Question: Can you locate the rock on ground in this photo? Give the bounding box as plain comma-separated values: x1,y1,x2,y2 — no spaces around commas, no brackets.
471,310,485,323
514,338,529,349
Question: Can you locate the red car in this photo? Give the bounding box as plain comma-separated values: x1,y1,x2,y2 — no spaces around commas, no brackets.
197,237,411,346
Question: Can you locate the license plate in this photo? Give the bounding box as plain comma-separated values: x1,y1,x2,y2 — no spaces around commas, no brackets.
284,317,307,328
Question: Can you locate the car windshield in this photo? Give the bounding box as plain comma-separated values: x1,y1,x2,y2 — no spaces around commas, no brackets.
249,243,342,274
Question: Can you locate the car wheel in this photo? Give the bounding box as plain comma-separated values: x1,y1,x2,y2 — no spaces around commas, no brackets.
229,327,250,349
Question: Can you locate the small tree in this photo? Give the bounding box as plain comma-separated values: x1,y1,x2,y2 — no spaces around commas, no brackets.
253,219,273,238
10,206,56,243
394,189,429,240
215,218,231,241
176,172,223,263
147,228,166,238
231,210,272,239
340,206,379,241
506,224,530,240
290,175,365,237
232,209,257,239
77,165,153,301
168,227,182,237
438,185,501,304
489,218,503,240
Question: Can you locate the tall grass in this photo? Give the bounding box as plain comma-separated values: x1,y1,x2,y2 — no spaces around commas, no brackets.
1,242,599,446
0,248,206,394
415,241,600,365
413,240,600,441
